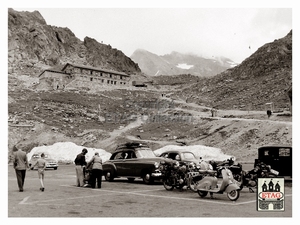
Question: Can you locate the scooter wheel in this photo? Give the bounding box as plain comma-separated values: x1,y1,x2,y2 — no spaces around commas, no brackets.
227,190,240,201
197,191,208,198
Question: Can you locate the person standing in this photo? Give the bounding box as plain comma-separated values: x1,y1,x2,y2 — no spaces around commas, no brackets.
199,157,213,170
74,148,88,187
12,146,29,192
88,152,103,188
267,110,272,119
30,153,47,191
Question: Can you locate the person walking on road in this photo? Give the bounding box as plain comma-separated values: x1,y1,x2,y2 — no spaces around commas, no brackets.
87,152,103,188
74,148,88,187
12,146,29,192
30,153,47,191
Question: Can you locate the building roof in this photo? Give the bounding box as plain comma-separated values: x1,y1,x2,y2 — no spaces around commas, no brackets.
61,63,130,76
258,145,292,149
38,69,70,77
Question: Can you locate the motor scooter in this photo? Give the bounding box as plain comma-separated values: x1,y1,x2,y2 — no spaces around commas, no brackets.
210,157,243,182
196,166,240,201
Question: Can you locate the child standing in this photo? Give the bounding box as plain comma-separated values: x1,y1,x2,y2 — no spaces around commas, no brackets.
31,153,47,191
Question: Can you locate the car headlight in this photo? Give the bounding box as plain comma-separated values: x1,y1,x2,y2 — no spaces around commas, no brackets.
159,165,164,170
154,162,159,169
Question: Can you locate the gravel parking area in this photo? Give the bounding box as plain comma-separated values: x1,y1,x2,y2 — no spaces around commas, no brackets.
8,164,292,217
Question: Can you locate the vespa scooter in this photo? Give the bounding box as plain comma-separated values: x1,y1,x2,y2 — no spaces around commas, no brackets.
196,166,240,201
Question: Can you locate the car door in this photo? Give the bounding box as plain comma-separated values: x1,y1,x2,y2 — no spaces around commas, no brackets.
111,151,127,176
278,147,292,177
120,150,139,177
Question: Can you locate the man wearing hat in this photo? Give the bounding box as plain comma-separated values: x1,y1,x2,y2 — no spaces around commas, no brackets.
74,148,88,187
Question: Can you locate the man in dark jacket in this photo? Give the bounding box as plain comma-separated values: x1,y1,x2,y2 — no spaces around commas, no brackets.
74,148,88,187
12,146,29,192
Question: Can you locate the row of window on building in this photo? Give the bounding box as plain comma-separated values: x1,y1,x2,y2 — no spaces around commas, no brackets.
72,67,127,80
80,75,126,85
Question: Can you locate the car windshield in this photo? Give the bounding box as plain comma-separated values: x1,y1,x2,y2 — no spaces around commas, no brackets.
32,155,40,159
135,148,156,158
32,154,50,159
182,152,196,160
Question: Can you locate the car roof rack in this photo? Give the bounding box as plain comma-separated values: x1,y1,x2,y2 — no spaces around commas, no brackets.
115,142,150,151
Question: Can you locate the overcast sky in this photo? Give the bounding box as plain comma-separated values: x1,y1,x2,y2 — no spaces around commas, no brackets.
12,6,292,63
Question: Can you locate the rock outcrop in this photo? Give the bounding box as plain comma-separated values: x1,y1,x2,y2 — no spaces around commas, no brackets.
173,30,292,110
8,8,141,76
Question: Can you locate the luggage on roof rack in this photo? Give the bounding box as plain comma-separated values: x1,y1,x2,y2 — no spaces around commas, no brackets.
115,142,149,151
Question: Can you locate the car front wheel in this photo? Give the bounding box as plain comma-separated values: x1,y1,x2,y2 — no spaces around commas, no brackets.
105,171,114,181
142,173,153,184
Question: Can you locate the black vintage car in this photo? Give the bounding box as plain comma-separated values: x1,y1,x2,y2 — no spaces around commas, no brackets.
254,145,292,178
102,142,165,184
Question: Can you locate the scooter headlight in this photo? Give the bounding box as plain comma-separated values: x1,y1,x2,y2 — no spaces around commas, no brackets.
226,170,233,178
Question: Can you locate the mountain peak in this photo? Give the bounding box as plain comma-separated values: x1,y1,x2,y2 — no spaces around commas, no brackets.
131,50,235,76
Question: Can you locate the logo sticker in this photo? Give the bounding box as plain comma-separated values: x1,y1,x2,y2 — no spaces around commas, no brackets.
257,178,285,211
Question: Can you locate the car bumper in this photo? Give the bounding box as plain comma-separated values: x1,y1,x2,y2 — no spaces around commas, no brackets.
151,171,162,177
46,163,58,168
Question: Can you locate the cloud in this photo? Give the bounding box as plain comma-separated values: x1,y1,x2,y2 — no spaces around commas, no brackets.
11,8,292,63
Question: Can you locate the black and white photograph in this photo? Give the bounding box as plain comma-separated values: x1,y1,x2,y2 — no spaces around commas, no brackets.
3,0,299,223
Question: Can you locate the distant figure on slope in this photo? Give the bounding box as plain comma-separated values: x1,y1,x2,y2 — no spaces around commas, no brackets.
211,108,217,117
267,110,272,119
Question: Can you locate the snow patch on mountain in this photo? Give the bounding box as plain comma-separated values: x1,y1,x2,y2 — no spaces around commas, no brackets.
154,145,232,161
227,61,239,67
176,63,194,69
26,142,232,164
27,142,112,163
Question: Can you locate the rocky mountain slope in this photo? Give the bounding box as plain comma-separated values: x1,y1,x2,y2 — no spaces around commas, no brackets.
172,30,292,111
7,9,292,164
131,49,236,76
8,8,141,76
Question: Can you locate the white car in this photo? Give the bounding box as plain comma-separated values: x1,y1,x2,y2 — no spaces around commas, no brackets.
29,153,58,170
